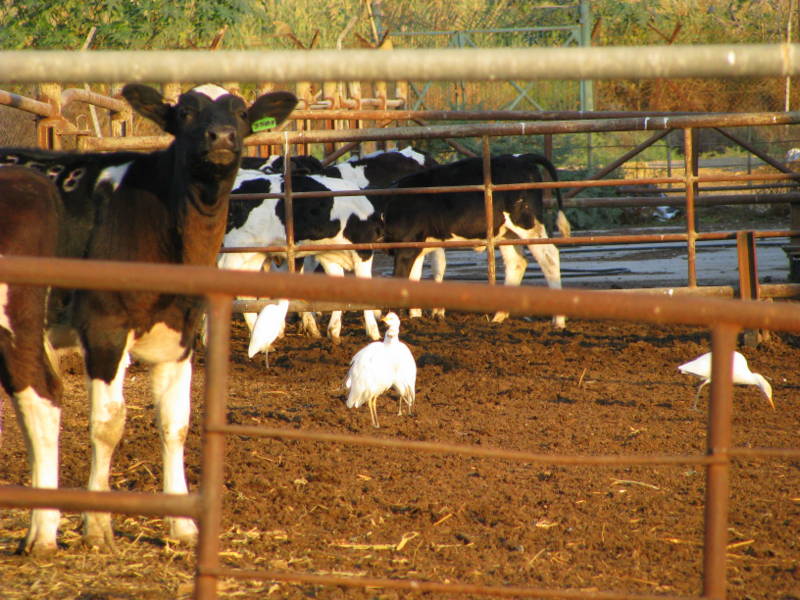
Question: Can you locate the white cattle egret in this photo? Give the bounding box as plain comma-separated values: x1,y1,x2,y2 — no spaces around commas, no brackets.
344,312,416,427
248,299,290,368
678,351,774,410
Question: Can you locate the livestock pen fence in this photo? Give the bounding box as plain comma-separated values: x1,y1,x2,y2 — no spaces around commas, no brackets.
9,83,800,298
1,45,800,600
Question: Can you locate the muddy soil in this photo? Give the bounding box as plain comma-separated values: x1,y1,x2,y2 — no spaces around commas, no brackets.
1,309,799,599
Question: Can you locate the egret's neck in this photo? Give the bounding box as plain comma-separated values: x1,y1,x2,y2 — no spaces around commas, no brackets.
383,328,400,344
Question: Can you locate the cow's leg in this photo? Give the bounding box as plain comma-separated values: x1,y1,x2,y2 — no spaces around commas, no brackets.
393,248,426,318
526,227,565,329
2,282,64,555
82,333,131,551
292,259,322,339
317,261,346,344
354,256,381,340
216,251,267,340
11,387,62,555
430,248,447,320
151,357,198,544
492,244,528,324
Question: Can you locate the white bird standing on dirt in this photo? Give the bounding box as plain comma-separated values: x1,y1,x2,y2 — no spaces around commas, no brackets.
344,312,416,428
247,299,290,368
678,351,774,410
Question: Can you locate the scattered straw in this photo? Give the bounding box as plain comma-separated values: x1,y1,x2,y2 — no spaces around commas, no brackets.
727,539,755,550
333,531,419,552
433,513,453,527
610,479,660,490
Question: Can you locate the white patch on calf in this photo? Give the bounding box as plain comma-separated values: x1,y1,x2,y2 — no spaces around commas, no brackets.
130,323,186,364
151,357,199,542
15,385,62,552
397,146,427,165
0,280,10,334
96,162,132,193
318,176,376,221
192,83,231,100
328,162,370,189
233,168,273,190
262,156,280,171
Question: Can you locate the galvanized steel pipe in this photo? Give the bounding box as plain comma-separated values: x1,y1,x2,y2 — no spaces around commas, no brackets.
78,111,800,152
1,45,800,83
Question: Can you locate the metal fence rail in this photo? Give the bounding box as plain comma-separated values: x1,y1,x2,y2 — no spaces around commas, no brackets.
2,44,800,83
0,255,799,599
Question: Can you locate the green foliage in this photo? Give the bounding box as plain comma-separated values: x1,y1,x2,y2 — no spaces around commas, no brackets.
0,0,273,49
1,0,793,53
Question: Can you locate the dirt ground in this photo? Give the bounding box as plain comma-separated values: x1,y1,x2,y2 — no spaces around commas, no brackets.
1,306,799,599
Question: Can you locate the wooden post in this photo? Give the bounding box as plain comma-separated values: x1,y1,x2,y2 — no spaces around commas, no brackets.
36,83,62,149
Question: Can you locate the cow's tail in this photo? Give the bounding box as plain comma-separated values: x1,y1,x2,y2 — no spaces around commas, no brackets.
524,153,571,238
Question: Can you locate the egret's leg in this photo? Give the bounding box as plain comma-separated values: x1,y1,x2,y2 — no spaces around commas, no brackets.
692,379,710,410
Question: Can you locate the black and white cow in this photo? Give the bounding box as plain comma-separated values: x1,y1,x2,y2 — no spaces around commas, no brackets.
322,146,438,189
322,146,449,297
381,153,571,328
221,170,383,344
223,148,436,345
0,83,297,555
240,154,324,175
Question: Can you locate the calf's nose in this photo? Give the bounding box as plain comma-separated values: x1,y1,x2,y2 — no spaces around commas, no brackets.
206,125,237,150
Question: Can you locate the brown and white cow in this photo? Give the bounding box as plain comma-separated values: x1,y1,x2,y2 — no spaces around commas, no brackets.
0,84,297,554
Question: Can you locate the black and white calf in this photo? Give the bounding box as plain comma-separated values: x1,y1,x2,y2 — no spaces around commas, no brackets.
381,153,571,328
0,83,297,555
322,146,448,298
323,146,438,189
240,154,324,175
221,171,384,343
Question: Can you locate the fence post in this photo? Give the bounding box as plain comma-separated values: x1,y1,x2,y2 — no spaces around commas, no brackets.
736,231,763,347
703,322,738,600
283,139,297,273
684,127,699,287
481,136,496,285
194,293,233,600
36,82,62,149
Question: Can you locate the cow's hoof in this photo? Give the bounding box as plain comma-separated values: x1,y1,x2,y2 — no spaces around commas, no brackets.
18,538,58,556
168,517,198,546
82,514,117,553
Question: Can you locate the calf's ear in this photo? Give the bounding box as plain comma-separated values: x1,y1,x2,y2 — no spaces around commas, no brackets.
121,84,171,131
247,91,298,137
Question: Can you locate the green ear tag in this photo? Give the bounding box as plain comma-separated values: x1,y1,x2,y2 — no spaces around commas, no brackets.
251,116,277,132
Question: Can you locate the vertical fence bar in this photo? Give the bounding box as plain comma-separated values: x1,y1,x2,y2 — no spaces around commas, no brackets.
736,231,759,301
282,137,297,274
195,294,234,600
736,231,761,347
684,127,699,287
481,136,496,285
702,322,738,600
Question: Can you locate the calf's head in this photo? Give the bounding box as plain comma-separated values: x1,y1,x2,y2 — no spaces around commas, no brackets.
121,83,297,180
